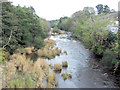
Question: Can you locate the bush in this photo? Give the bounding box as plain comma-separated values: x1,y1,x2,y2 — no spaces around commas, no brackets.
102,49,119,70
53,27,60,33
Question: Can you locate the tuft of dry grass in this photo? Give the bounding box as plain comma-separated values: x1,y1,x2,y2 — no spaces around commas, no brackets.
54,64,62,72
49,63,54,69
49,30,66,36
24,47,34,55
62,61,68,67
37,39,61,60
61,72,72,80
60,31,66,34
51,33,59,36
46,72,58,88
15,47,34,55
63,51,67,55
44,39,56,49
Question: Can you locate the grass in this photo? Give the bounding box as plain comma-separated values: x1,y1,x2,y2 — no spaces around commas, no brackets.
37,39,61,60
46,72,58,88
54,64,62,72
3,39,61,88
2,53,53,88
49,63,54,69
61,72,72,80
62,61,68,67
60,31,66,34
24,47,34,55
15,47,34,55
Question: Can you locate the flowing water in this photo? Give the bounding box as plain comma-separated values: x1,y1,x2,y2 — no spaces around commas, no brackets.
46,32,118,88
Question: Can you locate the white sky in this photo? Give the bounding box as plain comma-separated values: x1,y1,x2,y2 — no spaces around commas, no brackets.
9,0,119,20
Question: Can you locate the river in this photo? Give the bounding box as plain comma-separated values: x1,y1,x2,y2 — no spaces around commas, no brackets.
46,32,118,88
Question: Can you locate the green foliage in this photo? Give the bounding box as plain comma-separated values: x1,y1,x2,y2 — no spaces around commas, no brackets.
53,27,60,33
57,16,70,31
0,48,8,64
55,8,119,72
0,49,5,64
102,49,119,70
96,4,111,14
73,15,115,55
83,7,95,15
2,2,50,53
7,73,35,88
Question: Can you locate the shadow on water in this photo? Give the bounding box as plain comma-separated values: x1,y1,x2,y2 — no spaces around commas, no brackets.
46,32,119,88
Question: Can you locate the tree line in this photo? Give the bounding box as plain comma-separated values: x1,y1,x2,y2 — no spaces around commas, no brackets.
2,2,50,54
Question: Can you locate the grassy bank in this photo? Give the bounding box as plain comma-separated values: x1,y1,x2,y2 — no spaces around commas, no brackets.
1,39,63,88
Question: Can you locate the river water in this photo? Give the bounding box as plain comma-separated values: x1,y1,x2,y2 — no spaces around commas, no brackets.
47,32,118,88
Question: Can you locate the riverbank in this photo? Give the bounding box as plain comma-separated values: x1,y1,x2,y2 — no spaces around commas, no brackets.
1,31,119,88
47,32,119,88
1,39,63,88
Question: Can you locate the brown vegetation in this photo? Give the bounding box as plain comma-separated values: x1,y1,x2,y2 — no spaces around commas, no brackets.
46,72,58,88
2,52,57,88
62,61,68,67
54,64,62,72
61,72,72,80
50,30,66,36
60,31,66,34
37,39,61,59
2,39,61,88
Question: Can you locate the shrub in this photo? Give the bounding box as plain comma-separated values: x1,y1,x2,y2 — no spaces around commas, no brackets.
102,49,119,70
53,27,60,33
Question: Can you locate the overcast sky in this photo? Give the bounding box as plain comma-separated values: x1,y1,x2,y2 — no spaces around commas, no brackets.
9,0,119,20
